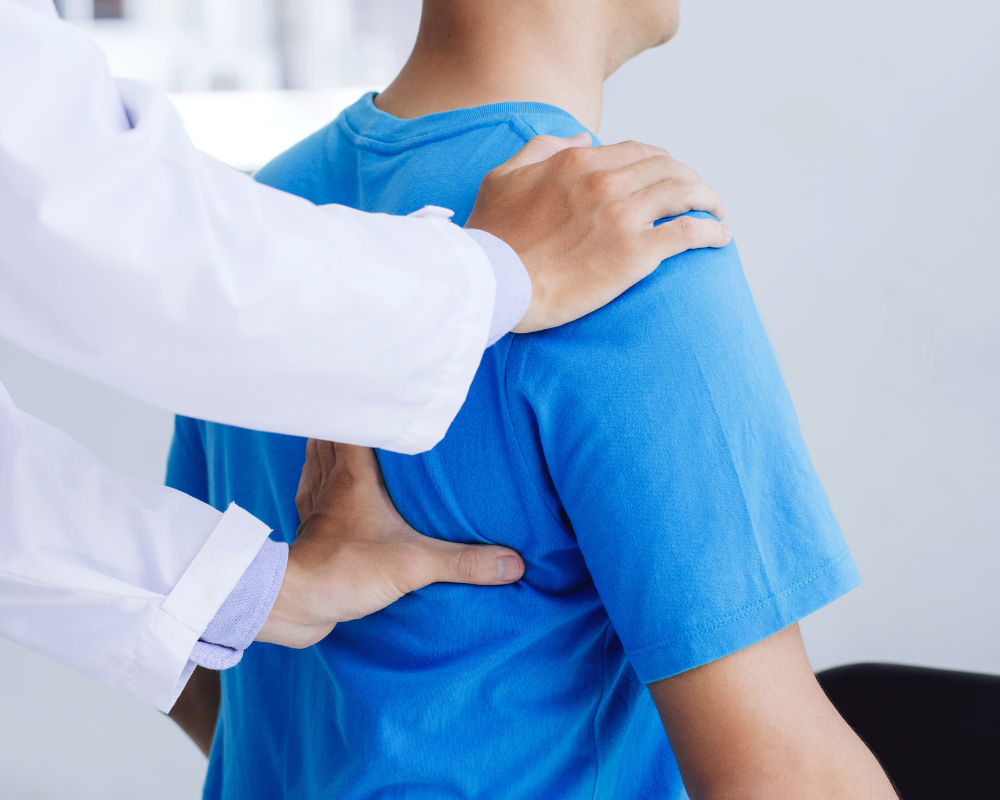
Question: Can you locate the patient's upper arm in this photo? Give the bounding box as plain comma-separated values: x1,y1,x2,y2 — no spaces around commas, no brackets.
505,231,859,684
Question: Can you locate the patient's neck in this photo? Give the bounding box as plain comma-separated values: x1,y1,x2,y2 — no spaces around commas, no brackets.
374,1,616,133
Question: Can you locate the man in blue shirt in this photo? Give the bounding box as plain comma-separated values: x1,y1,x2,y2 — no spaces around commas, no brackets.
167,0,897,797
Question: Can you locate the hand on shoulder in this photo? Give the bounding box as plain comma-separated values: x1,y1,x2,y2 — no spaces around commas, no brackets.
466,135,732,332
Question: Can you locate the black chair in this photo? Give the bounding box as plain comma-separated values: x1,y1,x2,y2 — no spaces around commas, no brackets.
816,663,1000,799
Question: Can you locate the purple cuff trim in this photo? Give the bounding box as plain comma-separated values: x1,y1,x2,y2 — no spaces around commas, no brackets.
190,640,244,670
465,229,532,346
190,539,288,671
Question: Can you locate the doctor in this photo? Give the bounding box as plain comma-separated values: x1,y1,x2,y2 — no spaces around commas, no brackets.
0,0,733,713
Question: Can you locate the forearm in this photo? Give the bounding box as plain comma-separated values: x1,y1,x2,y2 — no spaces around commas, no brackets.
167,667,221,758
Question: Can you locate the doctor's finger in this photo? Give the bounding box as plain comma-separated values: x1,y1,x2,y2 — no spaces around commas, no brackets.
642,216,733,264
632,179,727,224
583,140,672,172
312,439,338,485
607,154,701,195
295,462,314,522
330,442,386,490
413,537,525,587
490,132,592,176
303,438,325,499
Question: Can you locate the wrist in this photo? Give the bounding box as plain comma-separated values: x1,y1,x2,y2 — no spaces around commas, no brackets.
511,265,552,333
463,228,533,343
254,542,335,649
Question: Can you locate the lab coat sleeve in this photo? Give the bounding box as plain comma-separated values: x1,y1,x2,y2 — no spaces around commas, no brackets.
0,0,497,455
0,379,272,712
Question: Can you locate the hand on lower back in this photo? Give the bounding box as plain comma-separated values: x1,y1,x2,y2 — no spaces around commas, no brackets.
256,440,524,649
465,134,733,333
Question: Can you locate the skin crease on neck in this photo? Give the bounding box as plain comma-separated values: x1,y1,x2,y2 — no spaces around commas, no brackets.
373,0,681,134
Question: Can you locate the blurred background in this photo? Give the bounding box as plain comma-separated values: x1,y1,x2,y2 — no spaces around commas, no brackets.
53,0,420,91
52,0,425,171
1,0,998,797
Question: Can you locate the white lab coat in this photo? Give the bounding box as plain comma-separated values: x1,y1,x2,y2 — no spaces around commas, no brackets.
0,0,498,711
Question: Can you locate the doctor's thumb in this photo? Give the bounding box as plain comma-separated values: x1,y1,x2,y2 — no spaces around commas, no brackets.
491,132,592,176
413,537,526,587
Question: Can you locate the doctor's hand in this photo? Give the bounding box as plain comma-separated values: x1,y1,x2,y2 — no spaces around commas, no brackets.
466,134,732,333
255,440,524,649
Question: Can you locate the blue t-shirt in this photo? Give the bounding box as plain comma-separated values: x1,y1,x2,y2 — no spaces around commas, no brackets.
167,94,860,800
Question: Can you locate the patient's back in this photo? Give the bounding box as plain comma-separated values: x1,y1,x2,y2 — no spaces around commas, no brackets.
167,94,858,800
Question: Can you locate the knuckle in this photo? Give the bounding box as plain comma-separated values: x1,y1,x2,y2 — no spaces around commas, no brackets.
601,198,634,231
650,154,674,171
671,155,696,175
557,145,589,171
457,547,481,582
676,215,700,240
658,175,685,196
331,465,356,492
480,166,503,191
622,139,650,159
587,169,621,197
684,181,706,205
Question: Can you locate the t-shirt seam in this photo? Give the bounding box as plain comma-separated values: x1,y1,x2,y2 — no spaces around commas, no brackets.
501,335,576,535
516,116,541,138
626,547,854,659
336,112,542,156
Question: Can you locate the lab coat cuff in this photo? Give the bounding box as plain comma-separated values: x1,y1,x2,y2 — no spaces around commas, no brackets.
194,539,289,665
128,503,272,712
189,640,244,670
464,229,532,346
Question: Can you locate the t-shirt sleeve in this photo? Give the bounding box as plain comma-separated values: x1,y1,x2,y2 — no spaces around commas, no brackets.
166,416,210,505
505,214,860,684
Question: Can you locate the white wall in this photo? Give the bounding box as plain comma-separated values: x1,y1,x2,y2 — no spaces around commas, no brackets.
1,0,998,796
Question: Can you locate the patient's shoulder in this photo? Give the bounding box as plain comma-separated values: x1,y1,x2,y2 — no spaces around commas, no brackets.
506,213,770,404
501,214,805,510
254,122,342,204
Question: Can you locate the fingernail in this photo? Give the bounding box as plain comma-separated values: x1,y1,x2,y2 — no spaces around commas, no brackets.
722,224,732,240
497,555,522,582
